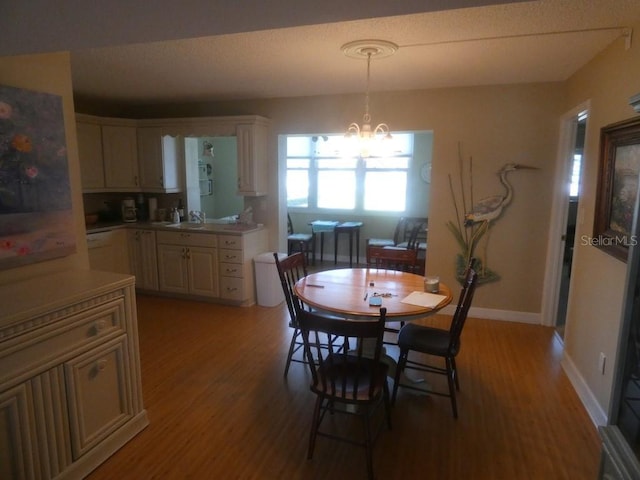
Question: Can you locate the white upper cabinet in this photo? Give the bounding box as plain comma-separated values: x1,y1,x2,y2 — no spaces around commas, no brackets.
137,128,182,193
102,125,140,191
236,122,268,196
76,121,105,191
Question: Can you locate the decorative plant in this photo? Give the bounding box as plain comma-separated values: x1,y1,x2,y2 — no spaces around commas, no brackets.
446,144,500,285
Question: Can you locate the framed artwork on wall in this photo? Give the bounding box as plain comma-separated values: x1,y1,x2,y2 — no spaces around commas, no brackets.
593,116,640,262
0,84,76,269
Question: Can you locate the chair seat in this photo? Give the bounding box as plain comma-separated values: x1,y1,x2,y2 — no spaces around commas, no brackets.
398,323,459,357
289,233,313,242
367,238,395,247
397,241,427,251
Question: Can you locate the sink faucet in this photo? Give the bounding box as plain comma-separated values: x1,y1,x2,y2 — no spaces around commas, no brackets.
189,211,206,224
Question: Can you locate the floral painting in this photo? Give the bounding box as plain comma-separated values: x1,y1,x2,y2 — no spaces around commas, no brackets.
0,84,75,269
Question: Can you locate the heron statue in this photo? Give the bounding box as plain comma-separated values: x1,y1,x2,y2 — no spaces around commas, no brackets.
464,163,538,226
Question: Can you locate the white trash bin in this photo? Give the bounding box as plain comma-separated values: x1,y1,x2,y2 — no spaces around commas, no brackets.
254,252,287,307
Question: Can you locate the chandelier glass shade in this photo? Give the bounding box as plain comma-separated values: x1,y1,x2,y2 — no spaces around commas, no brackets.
343,40,397,158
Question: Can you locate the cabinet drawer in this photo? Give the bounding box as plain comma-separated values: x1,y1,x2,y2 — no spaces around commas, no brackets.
219,262,243,278
217,235,242,250
1,298,125,387
218,248,243,264
219,276,244,301
157,231,217,248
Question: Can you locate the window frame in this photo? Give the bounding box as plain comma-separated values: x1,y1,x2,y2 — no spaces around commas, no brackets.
285,133,414,216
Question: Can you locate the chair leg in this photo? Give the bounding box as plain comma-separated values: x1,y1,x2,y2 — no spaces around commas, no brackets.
446,356,458,419
391,348,407,405
284,328,300,377
451,356,460,390
308,395,323,460
362,405,374,480
383,381,392,430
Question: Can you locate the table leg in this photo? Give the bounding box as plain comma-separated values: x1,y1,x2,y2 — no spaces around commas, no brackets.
320,232,325,262
355,228,360,265
348,230,354,267
334,232,338,265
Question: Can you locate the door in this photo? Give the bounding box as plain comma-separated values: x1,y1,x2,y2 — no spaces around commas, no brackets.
188,247,219,297
541,102,589,332
555,114,586,337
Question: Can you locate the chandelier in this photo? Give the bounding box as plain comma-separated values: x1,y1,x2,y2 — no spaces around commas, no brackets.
343,40,398,158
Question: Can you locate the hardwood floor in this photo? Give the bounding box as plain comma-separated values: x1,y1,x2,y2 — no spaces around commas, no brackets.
86,293,600,480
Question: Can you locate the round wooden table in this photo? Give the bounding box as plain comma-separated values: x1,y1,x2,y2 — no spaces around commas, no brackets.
294,268,453,321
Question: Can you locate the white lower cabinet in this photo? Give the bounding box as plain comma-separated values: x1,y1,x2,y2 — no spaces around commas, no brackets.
157,231,219,298
0,270,148,480
128,229,159,291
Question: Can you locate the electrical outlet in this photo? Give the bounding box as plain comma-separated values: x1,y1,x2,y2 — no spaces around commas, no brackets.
599,352,606,375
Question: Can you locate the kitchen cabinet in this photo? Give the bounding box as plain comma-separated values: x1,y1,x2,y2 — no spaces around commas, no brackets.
236,122,268,196
218,230,267,305
128,228,159,291
76,121,105,191
0,270,148,480
157,231,219,298
137,128,182,193
102,125,140,191
88,228,130,274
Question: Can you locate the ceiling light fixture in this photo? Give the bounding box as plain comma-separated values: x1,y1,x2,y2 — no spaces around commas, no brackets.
342,40,398,158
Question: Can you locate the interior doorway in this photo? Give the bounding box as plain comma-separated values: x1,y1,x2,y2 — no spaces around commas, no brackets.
555,112,587,338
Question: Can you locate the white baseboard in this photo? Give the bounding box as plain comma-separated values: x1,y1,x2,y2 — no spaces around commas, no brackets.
561,352,608,427
440,304,540,324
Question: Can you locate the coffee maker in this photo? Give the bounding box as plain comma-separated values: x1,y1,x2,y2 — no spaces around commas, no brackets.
121,198,137,223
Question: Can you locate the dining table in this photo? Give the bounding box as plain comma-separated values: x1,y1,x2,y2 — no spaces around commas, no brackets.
294,267,453,321
294,267,454,386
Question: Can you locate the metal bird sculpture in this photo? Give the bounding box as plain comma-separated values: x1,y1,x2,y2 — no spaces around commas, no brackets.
464,163,538,226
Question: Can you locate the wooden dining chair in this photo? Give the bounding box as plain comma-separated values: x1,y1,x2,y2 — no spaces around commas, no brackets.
274,251,310,377
391,265,479,418
287,214,314,264
368,245,421,344
294,300,391,480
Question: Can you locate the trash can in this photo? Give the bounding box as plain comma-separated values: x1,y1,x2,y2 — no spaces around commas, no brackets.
254,252,287,307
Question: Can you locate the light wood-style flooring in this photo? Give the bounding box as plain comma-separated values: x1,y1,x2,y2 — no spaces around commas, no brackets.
86,294,600,480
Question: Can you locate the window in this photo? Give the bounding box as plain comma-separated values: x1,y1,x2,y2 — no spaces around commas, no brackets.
285,133,414,213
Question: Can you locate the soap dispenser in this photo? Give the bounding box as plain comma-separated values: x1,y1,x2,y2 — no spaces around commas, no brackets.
171,207,180,224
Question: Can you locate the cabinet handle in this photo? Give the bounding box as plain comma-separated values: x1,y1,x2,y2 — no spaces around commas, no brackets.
225,268,238,274
226,287,238,292
134,175,139,186
96,359,108,371
186,248,191,260
96,319,107,331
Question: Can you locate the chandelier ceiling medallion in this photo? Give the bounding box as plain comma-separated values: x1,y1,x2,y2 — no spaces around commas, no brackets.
342,39,398,158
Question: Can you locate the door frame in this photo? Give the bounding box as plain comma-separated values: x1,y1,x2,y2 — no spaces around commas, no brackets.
541,100,590,327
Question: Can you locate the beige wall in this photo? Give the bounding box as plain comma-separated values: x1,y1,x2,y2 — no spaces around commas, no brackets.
563,27,640,417
0,52,88,286
132,83,564,314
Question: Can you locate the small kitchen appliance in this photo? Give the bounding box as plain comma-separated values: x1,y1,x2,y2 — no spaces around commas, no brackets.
121,198,137,223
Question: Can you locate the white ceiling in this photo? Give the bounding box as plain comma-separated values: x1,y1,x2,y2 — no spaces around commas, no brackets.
5,0,640,105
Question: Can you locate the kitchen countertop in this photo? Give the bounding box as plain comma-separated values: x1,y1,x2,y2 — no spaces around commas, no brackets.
86,220,264,235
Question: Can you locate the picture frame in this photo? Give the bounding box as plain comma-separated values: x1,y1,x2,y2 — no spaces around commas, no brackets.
593,116,640,262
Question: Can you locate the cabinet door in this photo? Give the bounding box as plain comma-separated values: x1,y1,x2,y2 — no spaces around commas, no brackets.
76,122,105,191
236,123,267,196
128,230,158,290
65,336,132,459
138,129,181,193
187,247,219,298
0,384,37,480
157,244,189,294
103,125,139,190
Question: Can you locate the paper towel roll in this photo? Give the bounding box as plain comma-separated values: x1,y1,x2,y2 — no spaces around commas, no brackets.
148,197,157,221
